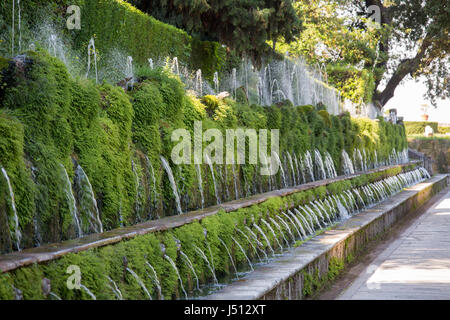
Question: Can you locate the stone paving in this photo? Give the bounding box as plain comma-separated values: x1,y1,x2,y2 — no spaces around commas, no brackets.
338,188,450,300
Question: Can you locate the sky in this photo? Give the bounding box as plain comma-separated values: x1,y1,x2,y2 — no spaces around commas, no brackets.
384,77,450,123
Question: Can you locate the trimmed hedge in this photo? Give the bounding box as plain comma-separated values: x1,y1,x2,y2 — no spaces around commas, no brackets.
0,50,407,254
404,121,439,135
0,0,226,80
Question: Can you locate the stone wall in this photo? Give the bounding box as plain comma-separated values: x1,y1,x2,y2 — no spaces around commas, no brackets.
408,138,450,174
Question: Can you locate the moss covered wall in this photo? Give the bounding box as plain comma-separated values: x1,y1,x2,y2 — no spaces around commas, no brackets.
0,0,226,80
0,49,407,254
0,162,421,300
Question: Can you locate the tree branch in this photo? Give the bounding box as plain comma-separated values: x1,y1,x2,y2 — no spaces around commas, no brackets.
373,35,433,107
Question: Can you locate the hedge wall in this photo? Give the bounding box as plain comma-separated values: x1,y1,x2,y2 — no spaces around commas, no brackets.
0,0,226,80
0,49,407,255
404,121,439,135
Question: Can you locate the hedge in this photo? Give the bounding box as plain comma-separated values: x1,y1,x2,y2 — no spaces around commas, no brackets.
404,121,439,135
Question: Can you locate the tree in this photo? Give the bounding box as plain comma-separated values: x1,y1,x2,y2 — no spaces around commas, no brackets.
278,0,449,109
358,0,450,108
128,0,302,63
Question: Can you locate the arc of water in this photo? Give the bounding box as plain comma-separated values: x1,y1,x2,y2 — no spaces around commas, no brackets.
236,228,262,263
127,268,152,300
86,38,98,83
49,292,62,300
194,245,218,284
304,151,315,182
295,207,313,234
281,211,302,239
286,152,297,186
145,261,164,299
213,72,219,94
106,276,123,300
75,165,103,233
300,205,321,229
261,218,284,251
145,155,159,208
231,163,239,200
275,215,295,242
1,167,21,250
195,69,203,96
253,224,275,256
160,156,183,214
314,149,326,181
218,238,238,278
179,252,200,291
164,255,187,299
287,210,307,239
195,164,205,209
60,164,83,237
231,236,254,271
80,284,97,300
268,217,289,248
305,204,324,229
310,202,327,225
272,152,287,188
205,155,220,205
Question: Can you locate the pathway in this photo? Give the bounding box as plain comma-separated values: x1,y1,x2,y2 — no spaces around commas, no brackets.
338,188,450,300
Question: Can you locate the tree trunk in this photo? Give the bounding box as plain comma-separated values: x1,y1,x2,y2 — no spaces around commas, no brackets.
373,35,433,108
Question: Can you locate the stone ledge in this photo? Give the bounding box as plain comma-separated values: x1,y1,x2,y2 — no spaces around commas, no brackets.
204,174,449,300
0,161,421,273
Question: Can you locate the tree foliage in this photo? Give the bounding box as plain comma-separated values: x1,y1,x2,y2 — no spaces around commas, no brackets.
128,0,302,63
277,0,449,108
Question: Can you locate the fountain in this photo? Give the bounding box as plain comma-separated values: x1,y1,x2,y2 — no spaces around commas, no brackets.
86,38,98,83
79,284,97,300
213,72,219,93
314,149,326,180
145,155,159,210
75,165,103,233
236,228,262,262
179,252,200,292
194,245,218,284
218,238,238,278
272,152,287,188
60,164,82,238
160,156,183,215
205,155,220,205
164,255,187,299
253,224,275,256
231,235,254,271
342,150,355,175
107,276,123,300
195,164,205,209
286,152,297,186
268,217,289,248
261,219,284,250
144,261,164,299
126,267,152,300
304,151,315,182
171,57,179,75
195,69,202,96
1,167,21,251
